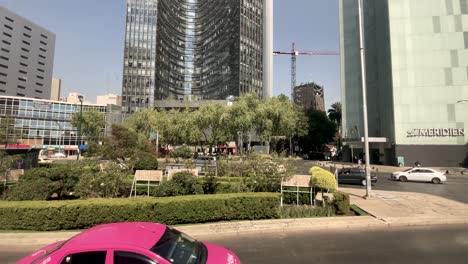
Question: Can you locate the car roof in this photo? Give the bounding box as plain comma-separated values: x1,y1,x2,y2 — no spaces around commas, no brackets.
410,167,435,171
63,222,167,250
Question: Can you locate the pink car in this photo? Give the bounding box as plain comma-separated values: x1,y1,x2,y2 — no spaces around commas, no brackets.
18,222,240,264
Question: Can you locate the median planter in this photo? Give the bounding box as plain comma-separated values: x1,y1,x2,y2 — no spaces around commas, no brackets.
0,193,279,231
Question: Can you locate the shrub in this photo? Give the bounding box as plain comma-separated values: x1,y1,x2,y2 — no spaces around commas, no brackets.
6,160,101,201
278,205,334,218
133,152,159,171
217,155,295,193
309,166,337,192
152,172,203,197
75,164,131,198
282,190,314,206
171,145,193,159
0,193,280,231
332,191,350,215
5,177,53,201
202,175,219,194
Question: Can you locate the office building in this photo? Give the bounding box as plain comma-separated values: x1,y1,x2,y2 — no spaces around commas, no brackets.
293,82,325,112
50,77,61,101
0,6,55,100
122,0,273,113
97,93,122,106
339,0,468,166
0,95,116,156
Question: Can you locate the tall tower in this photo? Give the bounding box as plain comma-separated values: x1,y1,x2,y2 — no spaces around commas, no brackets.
122,0,267,112
121,0,158,114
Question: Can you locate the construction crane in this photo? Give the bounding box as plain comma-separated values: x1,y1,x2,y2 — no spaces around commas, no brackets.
273,42,339,101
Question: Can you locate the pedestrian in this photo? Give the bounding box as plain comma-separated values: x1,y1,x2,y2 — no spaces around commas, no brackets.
414,161,421,167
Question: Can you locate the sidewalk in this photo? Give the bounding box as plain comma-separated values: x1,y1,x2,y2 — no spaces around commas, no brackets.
2,188,468,247
341,187,468,226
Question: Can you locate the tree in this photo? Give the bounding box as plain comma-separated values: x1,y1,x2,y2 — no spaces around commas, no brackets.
256,95,307,153
225,93,260,152
299,109,337,152
328,102,342,125
0,150,17,179
194,102,229,152
0,117,22,145
100,124,151,161
71,110,106,144
163,109,202,146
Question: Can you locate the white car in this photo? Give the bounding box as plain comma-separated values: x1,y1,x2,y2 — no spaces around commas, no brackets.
50,152,66,159
391,167,447,184
38,157,53,164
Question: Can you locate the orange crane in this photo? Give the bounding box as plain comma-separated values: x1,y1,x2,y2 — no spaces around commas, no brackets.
273,42,339,100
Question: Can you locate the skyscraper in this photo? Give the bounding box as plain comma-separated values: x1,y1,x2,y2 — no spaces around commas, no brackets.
122,0,272,113
0,6,55,100
339,0,468,166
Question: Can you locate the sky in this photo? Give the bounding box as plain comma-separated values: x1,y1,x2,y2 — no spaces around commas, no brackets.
0,0,340,108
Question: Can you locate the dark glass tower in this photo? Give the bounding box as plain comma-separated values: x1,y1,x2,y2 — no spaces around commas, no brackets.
122,0,266,112
122,0,158,113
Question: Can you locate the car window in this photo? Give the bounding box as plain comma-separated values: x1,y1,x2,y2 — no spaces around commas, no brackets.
420,169,434,173
60,251,106,264
114,251,157,264
151,227,205,264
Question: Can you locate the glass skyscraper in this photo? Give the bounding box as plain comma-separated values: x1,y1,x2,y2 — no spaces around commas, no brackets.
122,0,268,113
339,0,468,166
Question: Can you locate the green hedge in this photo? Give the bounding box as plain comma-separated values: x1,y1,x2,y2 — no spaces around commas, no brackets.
0,193,279,231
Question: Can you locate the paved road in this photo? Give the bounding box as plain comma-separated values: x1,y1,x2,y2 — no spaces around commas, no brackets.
3,225,468,264
295,160,468,204
341,172,468,204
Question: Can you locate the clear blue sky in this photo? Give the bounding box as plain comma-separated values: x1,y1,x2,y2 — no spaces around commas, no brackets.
0,0,340,108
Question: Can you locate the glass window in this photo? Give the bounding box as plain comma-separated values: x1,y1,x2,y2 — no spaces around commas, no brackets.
60,251,107,264
150,227,206,264
114,251,156,264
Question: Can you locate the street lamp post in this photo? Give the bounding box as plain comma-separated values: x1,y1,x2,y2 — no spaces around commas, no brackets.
77,95,84,160
358,0,372,198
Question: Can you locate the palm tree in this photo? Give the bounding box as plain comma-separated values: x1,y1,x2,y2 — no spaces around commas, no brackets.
328,102,342,125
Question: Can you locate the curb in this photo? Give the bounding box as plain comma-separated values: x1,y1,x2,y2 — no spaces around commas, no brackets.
1,215,468,247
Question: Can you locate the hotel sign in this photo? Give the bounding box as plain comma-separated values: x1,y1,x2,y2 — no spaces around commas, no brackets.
407,128,465,138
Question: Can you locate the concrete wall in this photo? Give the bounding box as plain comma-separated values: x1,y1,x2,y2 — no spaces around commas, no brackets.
395,144,466,167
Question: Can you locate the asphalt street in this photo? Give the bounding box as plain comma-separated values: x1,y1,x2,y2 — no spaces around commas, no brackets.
3,225,468,264
340,172,468,204
296,160,468,204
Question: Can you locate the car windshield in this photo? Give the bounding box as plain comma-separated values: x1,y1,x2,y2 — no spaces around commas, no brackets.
403,168,413,172
151,227,206,264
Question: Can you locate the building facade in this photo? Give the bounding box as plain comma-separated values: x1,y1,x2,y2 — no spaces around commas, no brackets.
293,82,325,111
122,0,271,113
339,0,468,166
0,6,55,100
50,77,61,101
97,94,122,106
0,95,108,156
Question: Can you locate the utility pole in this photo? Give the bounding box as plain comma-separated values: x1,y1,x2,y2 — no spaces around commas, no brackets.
358,0,372,198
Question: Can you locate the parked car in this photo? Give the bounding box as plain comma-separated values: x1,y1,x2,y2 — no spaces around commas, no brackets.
50,152,66,159
195,155,217,166
338,168,377,186
18,222,241,264
391,167,446,184
38,157,53,164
